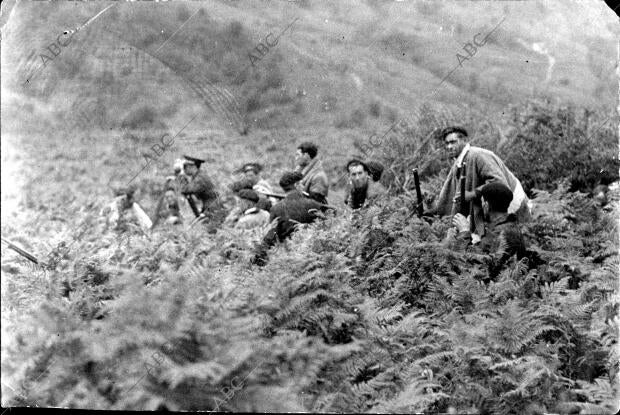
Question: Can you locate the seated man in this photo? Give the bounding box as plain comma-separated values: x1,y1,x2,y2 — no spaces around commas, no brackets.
445,182,527,278
294,141,329,204
153,183,182,226
101,184,152,231
224,189,271,230
252,171,329,265
239,162,277,205
344,159,387,209
178,155,225,229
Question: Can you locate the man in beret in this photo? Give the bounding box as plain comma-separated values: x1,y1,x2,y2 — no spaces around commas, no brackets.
432,126,530,238
344,159,387,209
445,182,527,278
178,155,225,229
252,171,329,265
294,141,329,204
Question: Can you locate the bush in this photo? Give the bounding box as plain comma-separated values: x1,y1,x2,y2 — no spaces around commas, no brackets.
499,99,619,195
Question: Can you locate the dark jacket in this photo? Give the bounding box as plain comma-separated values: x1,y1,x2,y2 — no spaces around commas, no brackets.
344,180,388,209
297,158,329,203
253,190,326,265
444,213,527,278
180,170,221,213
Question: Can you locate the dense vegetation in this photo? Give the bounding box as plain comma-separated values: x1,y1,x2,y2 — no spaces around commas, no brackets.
2,100,618,412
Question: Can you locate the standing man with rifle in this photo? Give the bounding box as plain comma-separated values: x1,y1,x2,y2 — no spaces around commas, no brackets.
177,155,225,232
430,126,530,240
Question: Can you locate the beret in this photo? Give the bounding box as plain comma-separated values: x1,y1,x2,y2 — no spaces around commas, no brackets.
365,160,384,182
238,189,260,203
279,171,304,189
441,126,468,139
229,179,254,193
480,182,513,211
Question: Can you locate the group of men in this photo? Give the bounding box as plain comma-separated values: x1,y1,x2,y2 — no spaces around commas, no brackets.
105,126,533,274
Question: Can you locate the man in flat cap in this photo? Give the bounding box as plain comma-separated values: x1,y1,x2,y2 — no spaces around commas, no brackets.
432,126,530,238
294,141,329,204
252,171,330,265
344,159,387,209
445,182,527,279
178,155,225,229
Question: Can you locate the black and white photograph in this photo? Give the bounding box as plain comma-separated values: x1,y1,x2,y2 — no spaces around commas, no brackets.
1,0,618,412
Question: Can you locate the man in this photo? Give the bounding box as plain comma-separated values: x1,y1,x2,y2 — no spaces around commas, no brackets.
153,182,182,227
252,171,329,265
294,141,329,204
239,162,277,205
101,184,152,231
433,126,530,237
344,159,387,209
224,188,270,230
445,182,527,278
178,155,225,228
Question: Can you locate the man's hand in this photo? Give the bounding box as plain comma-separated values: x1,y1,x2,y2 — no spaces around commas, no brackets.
452,213,470,233
452,190,477,206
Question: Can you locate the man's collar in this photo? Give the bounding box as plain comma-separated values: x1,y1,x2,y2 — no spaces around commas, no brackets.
456,143,471,168
301,158,319,175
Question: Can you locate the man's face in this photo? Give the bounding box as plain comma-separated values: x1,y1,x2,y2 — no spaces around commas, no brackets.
444,133,465,158
349,165,369,189
183,163,198,176
295,149,310,168
243,169,259,185
164,190,176,205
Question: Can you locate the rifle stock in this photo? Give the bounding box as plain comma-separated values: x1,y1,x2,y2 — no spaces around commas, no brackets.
450,166,462,216
459,164,467,216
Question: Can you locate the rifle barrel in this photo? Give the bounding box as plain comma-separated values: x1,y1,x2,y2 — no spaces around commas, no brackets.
412,168,424,217
1,237,40,265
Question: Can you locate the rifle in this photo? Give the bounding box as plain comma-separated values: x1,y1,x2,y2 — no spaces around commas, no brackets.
1,237,41,266
259,191,286,200
185,194,200,218
412,168,424,217
450,166,462,217
459,164,468,216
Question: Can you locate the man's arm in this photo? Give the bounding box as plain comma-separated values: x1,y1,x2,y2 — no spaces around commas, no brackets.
472,152,510,195
309,171,329,197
